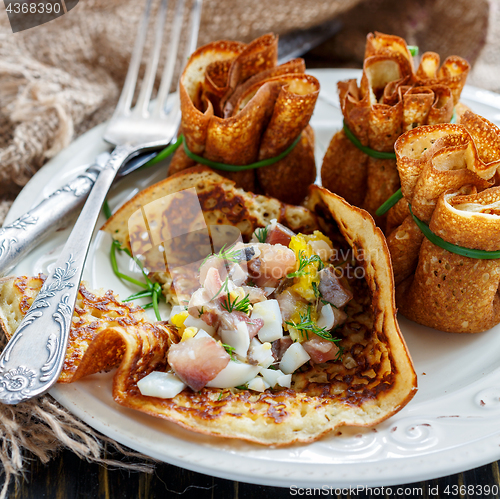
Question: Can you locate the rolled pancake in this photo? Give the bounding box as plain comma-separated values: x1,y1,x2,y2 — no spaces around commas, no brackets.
0,277,176,383
321,32,470,229
99,168,416,445
169,34,319,205
387,111,500,333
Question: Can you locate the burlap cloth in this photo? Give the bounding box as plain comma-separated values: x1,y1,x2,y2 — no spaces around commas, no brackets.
0,0,496,493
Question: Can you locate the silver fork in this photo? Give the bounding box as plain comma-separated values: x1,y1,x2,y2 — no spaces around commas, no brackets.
0,0,202,405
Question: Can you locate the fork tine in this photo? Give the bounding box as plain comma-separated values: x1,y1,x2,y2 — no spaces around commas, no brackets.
135,0,169,116
154,0,185,116
113,0,154,116
155,0,202,116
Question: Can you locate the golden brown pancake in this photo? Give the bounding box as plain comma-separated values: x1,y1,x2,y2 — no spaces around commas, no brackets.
97,168,417,445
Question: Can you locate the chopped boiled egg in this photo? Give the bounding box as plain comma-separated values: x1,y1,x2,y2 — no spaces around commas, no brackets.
260,367,285,387
184,314,216,336
247,377,270,392
170,310,189,328
181,326,198,342
220,322,250,358
205,361,261,388
317,304,335,331
169,305,186,318
277,374,292,388
279,342,310,374
248,338,274,368
251,299,283,342
137,371,186,399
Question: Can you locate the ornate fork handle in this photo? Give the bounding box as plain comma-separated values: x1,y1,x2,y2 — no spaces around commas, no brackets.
0,145,136,404
0,165,103,278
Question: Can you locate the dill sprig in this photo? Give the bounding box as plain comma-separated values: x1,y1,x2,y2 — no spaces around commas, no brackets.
287,251,325,278
285,306,340,345
211,276,231,300
254,226,268,243
199,243,241,270
221,293,251,314
222,343,237,361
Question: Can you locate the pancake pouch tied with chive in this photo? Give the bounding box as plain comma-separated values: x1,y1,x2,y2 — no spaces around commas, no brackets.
321,32,470,230
168,33,320,206
386,111,500,333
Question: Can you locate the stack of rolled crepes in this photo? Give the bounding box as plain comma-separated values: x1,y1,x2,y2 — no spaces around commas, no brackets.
169,34,320,205
386,111,500,333
321,32,470,228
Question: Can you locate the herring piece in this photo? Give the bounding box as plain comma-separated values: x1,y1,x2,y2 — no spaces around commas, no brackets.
205,361,261,388
318,267,353,308
279,342,310,374
252,299,283,342
168,336,230,391
137,371,186,399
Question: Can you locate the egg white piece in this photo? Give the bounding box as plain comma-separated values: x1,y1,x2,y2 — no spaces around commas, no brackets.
277,374,292,388
279,342,310,374
168,306,186,323
220,322,250,357
137,371,186,399
205,361,261,388
317,304,334,330
184,315,216,336
252,300,283,342
248,338,274,368
247,377,270,392
260,367,285,387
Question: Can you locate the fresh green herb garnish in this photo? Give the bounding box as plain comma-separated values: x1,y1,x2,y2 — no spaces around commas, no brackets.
217,391,223,401
199,243,240,270
287,251,324,278
221,293,251,314
197,306,205,318
110,239,164,320
222,343,237,361
285,306,341,345
254,226,268,243
312,281,321,299
211,277,231,300
103,199,112,220
235,385,247,390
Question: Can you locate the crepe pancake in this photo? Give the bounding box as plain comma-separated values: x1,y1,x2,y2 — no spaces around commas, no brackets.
321,32,470,229
386,111,500,333
168,34,319,205
98,168,417,445
0,277,176,383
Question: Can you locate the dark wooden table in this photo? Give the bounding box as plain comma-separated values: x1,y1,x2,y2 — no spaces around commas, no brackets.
7,446,500,498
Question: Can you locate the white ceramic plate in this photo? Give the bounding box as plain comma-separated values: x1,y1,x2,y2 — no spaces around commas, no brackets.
6,69,500,488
